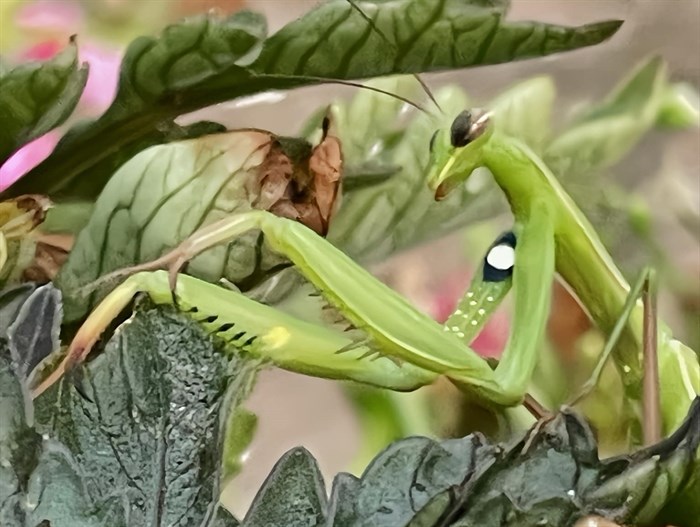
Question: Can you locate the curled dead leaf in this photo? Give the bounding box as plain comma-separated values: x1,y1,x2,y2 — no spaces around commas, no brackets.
0,194,51,238
23,233,73,283
254,114,343,237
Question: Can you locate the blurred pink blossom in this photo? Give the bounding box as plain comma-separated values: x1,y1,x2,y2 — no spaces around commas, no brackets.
0,133,60,191
15,0,84,31
430,271,509,358
79,43,121,112
1,1,121,191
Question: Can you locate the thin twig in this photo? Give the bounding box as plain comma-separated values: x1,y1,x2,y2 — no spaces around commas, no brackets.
523,393,550,420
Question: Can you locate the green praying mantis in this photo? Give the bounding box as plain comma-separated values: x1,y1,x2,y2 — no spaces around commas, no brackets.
30,71,700,444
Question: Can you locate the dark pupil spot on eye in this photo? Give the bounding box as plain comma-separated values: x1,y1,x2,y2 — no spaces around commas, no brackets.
450,110,472,147
483,231,517,283
429,130,438,152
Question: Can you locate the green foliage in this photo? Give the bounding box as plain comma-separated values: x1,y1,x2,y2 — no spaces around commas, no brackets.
32,303,246,526
0,0,621,201
544,55,692,178
1,292,250,526
3,2,698,525
0,40,88,164
242,402,700,527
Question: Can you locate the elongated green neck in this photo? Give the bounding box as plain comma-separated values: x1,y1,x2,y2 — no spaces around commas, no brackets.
480,131,646,378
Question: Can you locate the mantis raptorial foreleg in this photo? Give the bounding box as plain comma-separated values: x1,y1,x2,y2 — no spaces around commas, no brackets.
36,206,561,410
32,270,438,398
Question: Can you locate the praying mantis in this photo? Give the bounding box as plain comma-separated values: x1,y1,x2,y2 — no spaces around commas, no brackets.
30,71,700,445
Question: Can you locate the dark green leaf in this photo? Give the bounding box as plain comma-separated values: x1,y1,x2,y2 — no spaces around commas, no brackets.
242,447,327,527
33,304,247,526
0,282,37,336
326,473,360,527
254,0,619,79
0,342,98,527
245,402,700,526
7,283,62,380
0,0,621,201
0,39,88,164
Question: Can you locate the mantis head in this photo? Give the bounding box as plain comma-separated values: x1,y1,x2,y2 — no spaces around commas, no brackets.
426,109,493,200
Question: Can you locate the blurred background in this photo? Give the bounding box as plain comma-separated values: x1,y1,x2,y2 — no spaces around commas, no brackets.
1,0,698,517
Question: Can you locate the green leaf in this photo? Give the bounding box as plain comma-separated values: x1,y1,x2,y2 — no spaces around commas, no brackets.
2,11,267,200
0,0,621,201
544,55,679,179
0,342,98,527
326,473,360,526
489,75,555,153
222,406,258,482
245,403,700,526
7,283,62,380
0,282,37,335
254,0,620,79
33,304,247,526
0,39,88,164
54,130,290,322
242,447,327,527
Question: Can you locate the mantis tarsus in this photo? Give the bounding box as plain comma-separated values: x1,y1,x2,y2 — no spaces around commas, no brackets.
30,76,699,442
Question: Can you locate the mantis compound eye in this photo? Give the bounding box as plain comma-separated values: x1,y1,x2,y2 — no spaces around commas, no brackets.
450,109,491,148
450,110,472,147
483,231,516,282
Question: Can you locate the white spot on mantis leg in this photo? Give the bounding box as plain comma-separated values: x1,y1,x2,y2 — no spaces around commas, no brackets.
478,308,486,315
457,332,465,338
454,309,463,315
466,292,474,298
469,300,477,306
622,365,631,374
486,244,515,271
451,326,460,332
470,320,478,326
487,296,494,302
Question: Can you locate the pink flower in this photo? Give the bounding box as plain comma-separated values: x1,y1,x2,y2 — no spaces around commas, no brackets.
15,0,84,32
0,133,60,191
430,270,510,358
20,40,64,61
1,1,122,191
78,43,120,112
